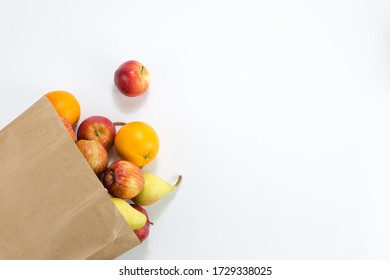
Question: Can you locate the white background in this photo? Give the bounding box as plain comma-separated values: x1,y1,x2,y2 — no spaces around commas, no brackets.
1,0,390,259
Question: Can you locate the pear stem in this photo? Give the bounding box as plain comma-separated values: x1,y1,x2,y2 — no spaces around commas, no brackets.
174,175,183,188
113,121,127,127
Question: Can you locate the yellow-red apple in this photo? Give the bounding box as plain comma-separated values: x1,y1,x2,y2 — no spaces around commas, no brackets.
76,139,108,175
102,160,144,199
114,60,150,97
130,204,152,242
60,116,76,142
77,116,116,150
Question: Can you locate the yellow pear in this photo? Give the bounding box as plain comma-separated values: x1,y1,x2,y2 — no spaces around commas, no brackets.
132,173,182,206
111,197,147,230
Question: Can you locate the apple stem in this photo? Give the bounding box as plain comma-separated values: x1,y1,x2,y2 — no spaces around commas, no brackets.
174,175,183,188
113,121,126,127
148,221,154,226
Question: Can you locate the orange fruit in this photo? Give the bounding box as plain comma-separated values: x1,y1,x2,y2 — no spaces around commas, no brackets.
114,121,159,167
45,90,81,126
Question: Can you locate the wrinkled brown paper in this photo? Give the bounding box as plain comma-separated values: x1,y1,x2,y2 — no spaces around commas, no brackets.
0,97,140,259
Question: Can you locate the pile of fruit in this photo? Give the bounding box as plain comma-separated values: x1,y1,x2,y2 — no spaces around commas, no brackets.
45,60,182,242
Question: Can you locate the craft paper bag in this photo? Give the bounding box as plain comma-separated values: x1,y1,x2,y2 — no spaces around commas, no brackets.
0,96,140,259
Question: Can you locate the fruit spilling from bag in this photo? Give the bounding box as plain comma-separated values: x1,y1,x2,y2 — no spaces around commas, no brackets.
45,60,182,243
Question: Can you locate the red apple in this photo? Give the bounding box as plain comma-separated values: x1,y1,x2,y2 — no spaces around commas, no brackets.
130,204,152,242
77,116,116,150
60,116,76,142
114,60,150,97
102,160,144,199
76,139,108,175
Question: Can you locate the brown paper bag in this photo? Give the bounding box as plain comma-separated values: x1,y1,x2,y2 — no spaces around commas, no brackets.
0,97,140,259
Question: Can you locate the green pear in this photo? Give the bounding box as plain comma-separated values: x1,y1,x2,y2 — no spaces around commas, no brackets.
132,173,182,206
111,197,147,230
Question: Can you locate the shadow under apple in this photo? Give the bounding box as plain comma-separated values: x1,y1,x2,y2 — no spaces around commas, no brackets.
112,84,150,114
